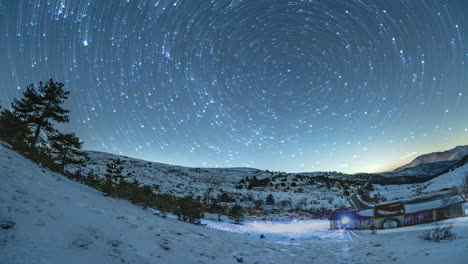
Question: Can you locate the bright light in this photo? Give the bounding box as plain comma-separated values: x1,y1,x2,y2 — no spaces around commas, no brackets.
341,216,350,224
201,219,330,239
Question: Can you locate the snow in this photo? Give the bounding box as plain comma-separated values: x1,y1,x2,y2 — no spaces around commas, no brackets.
421,163,468,193
358,209,374,217
371,163,468,203
2,144,468,263
376,209,402,216
202,219,330,239
356,195,465,217
70,150,351,217
405,195,465,214
70,148,468,220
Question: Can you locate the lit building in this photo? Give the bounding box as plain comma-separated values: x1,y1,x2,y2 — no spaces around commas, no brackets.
329,192,465,230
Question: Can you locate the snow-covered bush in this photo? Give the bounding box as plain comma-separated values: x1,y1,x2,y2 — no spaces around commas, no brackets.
421,222,456,242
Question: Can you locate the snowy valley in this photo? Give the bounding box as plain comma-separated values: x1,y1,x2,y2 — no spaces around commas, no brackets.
64,145,468,221
1,143,468,263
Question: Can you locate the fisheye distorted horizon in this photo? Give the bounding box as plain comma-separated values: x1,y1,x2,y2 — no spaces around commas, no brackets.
0,0,467,173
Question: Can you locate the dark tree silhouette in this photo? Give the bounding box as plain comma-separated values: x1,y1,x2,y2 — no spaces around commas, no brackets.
49,132,87,172
175,196,204,224
0,108,28,142
210,202,224,221
102,159,125,196
266,194,275,209
12,79,70,147
228,204,245,224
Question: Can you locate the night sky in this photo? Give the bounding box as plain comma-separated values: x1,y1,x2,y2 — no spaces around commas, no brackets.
1,0,467,173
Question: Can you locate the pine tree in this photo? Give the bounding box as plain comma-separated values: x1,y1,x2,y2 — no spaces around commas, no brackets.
0,108,28,143
49,132,87,172
228,204,245,224
12,79,70,147
102,159,124,196
218,192,235,205
265,194,275,209
156,193,175,217
175,196,204,224
210,202,224,221
106,159,124,184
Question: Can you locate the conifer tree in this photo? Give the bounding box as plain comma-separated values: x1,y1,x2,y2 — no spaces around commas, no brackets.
49,132,87,172
209,202,224,221
105,159,124,184
175,196,204,224
0,108,28,143
12,79,70,147
266,193,275,209
156,193,175,218
228,204,245,224
102,159,124,196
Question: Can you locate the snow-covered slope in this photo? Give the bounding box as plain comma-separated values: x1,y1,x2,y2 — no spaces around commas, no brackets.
70,147,468,216
74,150,353,216
419,163,468,194
2,144,468,264
372,163,468,202
380,160,458,178
395,145,468,172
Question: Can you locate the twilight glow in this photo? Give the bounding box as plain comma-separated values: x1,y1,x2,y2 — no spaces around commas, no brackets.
1,0,467,173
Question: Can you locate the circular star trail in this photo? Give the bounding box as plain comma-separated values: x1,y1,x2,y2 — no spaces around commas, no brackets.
1,0,467,172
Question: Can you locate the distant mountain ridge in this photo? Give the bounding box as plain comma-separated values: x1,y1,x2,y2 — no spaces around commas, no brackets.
377,145,468,178
395,145,468,172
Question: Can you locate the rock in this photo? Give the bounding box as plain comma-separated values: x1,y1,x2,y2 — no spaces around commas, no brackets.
234,256,244,263
72,239,92,249
108,240,122,247
0,219,16,230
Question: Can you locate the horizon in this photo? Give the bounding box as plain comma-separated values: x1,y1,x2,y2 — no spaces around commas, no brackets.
81,142,467,174
1,0,468,174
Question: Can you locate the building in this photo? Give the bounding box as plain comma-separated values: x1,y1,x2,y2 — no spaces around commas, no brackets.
328,209,374,230
329,192,465,230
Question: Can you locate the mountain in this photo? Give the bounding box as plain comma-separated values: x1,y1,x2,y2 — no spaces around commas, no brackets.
377,145,468,178
395,145,468,171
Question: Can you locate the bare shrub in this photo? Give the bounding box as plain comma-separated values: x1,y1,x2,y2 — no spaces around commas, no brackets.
421,222,456,242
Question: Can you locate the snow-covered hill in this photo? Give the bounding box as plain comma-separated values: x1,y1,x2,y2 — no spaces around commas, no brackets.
396,145,468,171
371,162,468,202
2,143,468,263
381,145,468,178
64,146,468,219
72,150,354,218
380,160,458,178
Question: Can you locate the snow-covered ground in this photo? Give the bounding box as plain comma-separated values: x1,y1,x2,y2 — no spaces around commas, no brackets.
1,144,468,263
372,163,468,202
72,150,352,216
73,148,468,220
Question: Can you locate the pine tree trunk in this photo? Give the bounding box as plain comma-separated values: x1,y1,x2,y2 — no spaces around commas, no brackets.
32,100,53,147
32,125,42,147
60,150,68,173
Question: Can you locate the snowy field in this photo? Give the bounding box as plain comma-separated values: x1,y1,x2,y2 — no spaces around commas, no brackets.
1,144,468,264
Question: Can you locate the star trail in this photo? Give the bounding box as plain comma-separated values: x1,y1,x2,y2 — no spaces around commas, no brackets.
1,0,467,173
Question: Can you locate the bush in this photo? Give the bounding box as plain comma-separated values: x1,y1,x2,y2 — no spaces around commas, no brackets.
0,109,28,142
247,177,270,189
421,222,456,242
174,196,204,224
228,204,245,224
218,193,235,204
